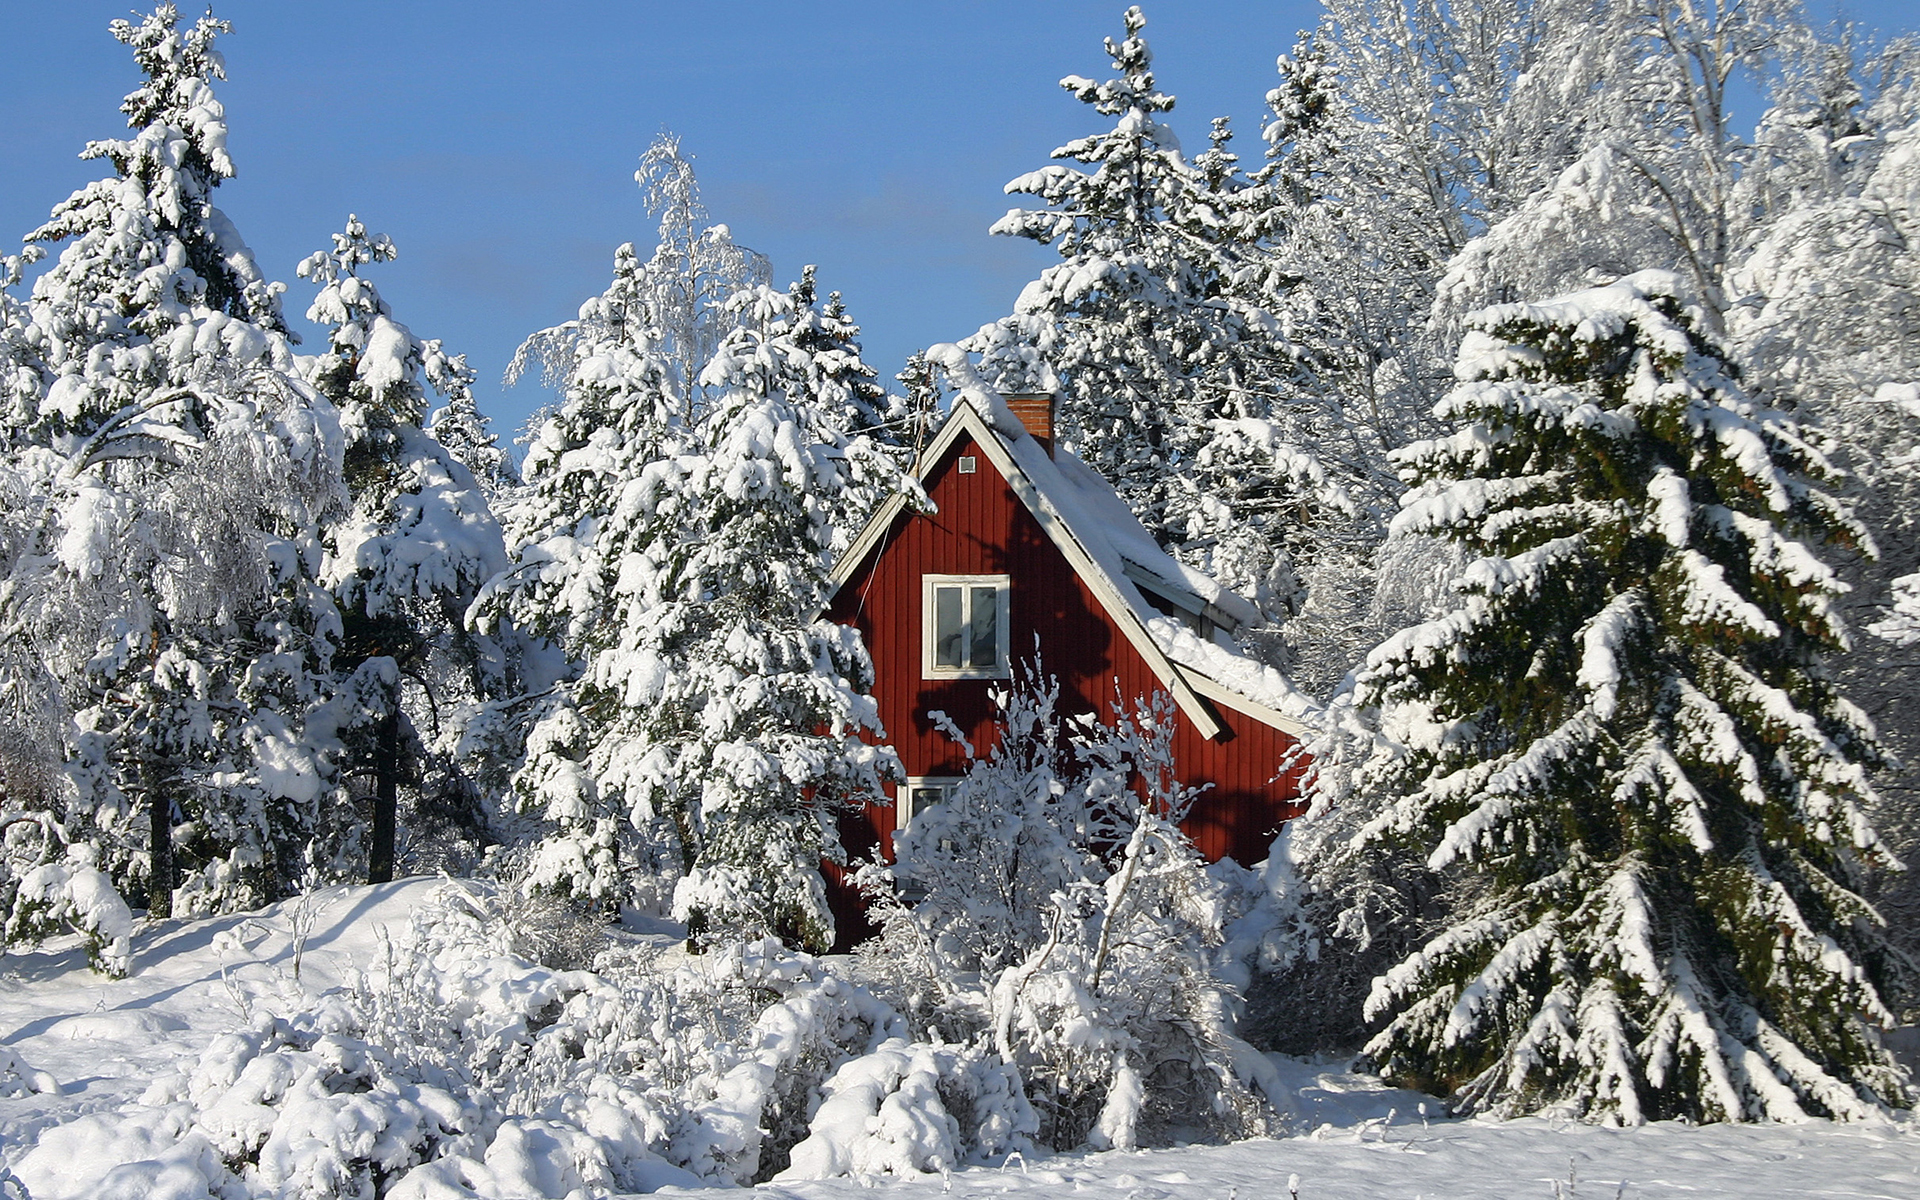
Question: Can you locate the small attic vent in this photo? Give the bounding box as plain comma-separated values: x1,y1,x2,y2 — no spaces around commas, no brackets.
958,456,977,474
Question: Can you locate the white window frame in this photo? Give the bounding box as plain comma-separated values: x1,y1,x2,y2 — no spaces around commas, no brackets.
922,574,1011,679
897,776,960,832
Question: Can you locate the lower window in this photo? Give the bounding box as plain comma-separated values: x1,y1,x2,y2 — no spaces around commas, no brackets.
898,777,959,832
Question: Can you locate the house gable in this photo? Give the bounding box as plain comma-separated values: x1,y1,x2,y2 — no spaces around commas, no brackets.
828,414,1175,783
834,401,1224,736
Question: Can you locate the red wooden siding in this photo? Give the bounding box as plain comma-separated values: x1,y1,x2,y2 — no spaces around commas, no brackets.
824,430,1307,946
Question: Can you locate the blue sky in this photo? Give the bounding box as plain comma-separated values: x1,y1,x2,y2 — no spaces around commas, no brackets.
3,2,1914,444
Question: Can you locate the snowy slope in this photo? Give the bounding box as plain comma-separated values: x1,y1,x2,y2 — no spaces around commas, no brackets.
766,1105,1920,1200
2,882,1916,1200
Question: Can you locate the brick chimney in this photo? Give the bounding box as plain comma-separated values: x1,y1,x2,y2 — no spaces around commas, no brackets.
1002,392,1057,456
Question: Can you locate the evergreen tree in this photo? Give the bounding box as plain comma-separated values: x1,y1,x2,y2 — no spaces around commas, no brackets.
483,241,690,908
491,162,906,938
770,266,910,549
1346,273,1908,1122
297,216,512,881
974,7,1365,649
635,278,905,951
0,5,347,918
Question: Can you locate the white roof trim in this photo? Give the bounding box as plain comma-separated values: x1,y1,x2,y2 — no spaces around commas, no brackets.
829,401,992,592
1176,666,1309,738
830,489,912,592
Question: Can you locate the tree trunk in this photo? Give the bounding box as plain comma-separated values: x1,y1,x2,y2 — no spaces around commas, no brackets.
146,753,172,918
368,700,399,884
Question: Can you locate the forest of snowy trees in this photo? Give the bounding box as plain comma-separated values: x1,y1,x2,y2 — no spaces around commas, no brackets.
3,1,1920,1186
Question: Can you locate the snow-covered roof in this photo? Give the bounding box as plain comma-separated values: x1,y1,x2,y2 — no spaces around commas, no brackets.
830,398,1308,739
1033,443,1262,635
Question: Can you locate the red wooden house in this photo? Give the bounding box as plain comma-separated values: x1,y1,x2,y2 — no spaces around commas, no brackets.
822,392,1312,941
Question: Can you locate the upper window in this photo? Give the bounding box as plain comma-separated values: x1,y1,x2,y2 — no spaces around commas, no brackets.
923,574,1010,678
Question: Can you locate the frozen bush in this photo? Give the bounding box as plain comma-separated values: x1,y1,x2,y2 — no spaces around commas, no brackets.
0,1044,59,1098
858,670,1288,1150
18,876,1058,1194
776,1035,1036,1179
8,840,133,976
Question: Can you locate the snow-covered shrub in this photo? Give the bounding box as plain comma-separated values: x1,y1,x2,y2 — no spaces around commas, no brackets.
459,856,610,972
871,670,1085,976
9,843,132,977
859,670,1285,1151
66,880,998,1195
776,1036,1034,1180
2,816,133,976
0,1044,59,1098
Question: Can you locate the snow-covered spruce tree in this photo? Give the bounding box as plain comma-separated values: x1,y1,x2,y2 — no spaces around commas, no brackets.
1349,273,1908,1122
630,279,905,952
1418,10,1920,971
1,5,347,919
976,6,1338,629
297,216,512,881
768,266,910,548
481,239,688,909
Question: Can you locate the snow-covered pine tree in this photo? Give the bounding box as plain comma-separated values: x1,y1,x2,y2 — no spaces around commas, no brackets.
483,240,690,908
297,216,512,881
627,278,905,951
772,266,910,548
1348,273,1909,1122
1,4,347,918
975,6,1336,628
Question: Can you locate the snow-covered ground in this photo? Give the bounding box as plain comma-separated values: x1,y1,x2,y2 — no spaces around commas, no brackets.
2,880,1914,1200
